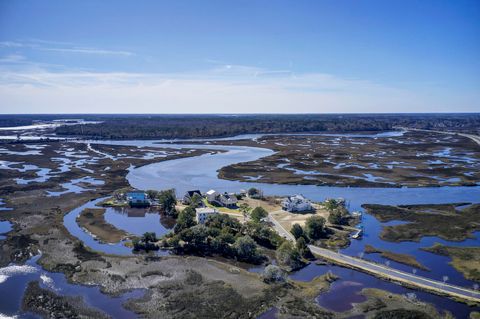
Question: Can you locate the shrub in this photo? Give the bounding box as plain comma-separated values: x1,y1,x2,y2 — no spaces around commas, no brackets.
263,265,286,283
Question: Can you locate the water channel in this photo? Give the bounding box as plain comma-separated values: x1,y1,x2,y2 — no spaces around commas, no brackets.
2,131,480,317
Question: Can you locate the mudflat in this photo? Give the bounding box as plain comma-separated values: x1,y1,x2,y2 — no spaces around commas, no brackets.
212,131,480,188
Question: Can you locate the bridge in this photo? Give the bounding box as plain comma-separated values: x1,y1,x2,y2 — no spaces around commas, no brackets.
268,214,480,304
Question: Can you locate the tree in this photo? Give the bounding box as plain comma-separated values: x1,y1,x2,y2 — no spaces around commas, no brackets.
324,199,339,211
239,203,251,221
158,189,177,214
205,214,241,233
142,232,157,243
262,265,286,283
190,193,203,208
146,190,159,200
296,237,312,258
247,187,261,198
132,232,159,251
276,241,304,270
290,224,304,240
187,225,209,248
174,206,197,233
243,222,284,249
233,235,258,261
328,209,344,225
250,207,268,223
305,216,326,240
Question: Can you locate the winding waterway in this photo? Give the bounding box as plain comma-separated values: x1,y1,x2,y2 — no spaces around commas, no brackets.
4,131,479,318
116,132,479,317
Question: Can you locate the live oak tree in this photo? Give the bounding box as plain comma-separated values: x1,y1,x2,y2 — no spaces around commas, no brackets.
305,216,326,240
250,207,268,223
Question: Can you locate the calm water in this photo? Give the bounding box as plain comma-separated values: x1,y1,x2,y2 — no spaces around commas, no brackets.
104,207,174,236
0,220,12,240
289,263,479,317
5,132,479,318
63,198,172,256
114,134,479,318
0,256,143,318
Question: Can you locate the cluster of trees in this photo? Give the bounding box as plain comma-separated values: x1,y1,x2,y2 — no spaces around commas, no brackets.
162,206,284,264
291,216,328,243
146,189,177,216
324,199,350,226
247,187,263,199
53,114,480,139
276,240,308,271
132,232,159,251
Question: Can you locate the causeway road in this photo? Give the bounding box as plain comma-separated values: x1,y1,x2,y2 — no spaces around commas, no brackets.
268,213,480,303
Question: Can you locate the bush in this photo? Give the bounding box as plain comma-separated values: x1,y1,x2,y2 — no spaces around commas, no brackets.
243,222,285,249
305,216,326,240
250,207,268,223
263,265,286,283
233,235,260,262
296,237,312,258
290,224,304,240
174,206,197,233
328,207,349,225
247,187,262,198
158,189,177,215
276,241,305,270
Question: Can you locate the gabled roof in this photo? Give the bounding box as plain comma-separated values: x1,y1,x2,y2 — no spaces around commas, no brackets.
186,190,201,197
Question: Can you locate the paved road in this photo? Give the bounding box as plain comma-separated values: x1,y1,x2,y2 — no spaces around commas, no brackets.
268,214,480,303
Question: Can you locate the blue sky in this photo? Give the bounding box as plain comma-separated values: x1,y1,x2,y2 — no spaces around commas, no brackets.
0,0,479,113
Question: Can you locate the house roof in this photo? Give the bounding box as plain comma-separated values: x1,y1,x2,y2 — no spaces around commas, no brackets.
206,189,217,195
195,207,218,214
186,190,201,197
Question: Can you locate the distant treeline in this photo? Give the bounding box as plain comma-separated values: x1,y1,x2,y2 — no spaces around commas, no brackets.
1,114,479,139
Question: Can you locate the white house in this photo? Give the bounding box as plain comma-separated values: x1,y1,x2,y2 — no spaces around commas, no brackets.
205,190,219,203
195,207,219,224
281,194,313,212
218,192,238,208
205,190,238,208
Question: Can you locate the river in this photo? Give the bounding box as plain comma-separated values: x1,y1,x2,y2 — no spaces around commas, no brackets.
2,131,479,318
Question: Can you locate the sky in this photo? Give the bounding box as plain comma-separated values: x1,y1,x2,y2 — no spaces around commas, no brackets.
0,0,479,114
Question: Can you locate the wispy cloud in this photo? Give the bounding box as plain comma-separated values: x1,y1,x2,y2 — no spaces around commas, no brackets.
0,39,134,57
0,54,478,113
0,54,26,63
1,61,476,114
39,47,133,56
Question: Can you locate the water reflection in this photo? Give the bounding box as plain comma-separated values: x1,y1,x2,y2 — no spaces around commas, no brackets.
289,263,479,317
104,207,174,236
63,198,171,256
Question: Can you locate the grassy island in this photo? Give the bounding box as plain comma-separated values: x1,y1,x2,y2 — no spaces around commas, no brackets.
362,203,480,242
77,208,128,243
422,243,480,282
364,245,429,270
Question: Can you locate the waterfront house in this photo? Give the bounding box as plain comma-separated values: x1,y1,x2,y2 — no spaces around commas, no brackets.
195,207,219,224
126,191,150,208
182,190,202,205
218,192,238,208
205,189,219,203
281,194,313,212
206,190,238,208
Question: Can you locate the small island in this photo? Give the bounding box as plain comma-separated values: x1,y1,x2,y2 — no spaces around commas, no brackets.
364,244,429,271
422,244,480,282
362,203,480,242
